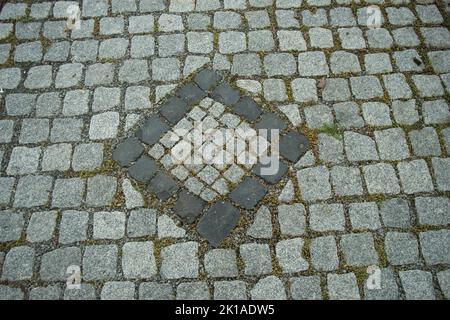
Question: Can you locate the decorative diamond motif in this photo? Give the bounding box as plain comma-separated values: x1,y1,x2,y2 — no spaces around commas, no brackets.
149,97,258,201
113,68,310,246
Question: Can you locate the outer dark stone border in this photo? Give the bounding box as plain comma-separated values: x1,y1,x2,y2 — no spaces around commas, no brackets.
112,68,310,247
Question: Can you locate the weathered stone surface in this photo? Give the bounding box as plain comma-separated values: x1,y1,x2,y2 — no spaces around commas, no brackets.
399,270,436,300
2,246,34,281
204,249,238,278
364,268,399,300
139,283,174,300
101,282,135,300
40,247,81,281
214,281,247,300
176,282,210,300
113,138,144,167
279,131,310,163
276,238,309,273
327,273,360,300
251,276,287,300
26,211,57,242
158,215,186,239
230,177,267,210
161,242,199,279
310,203,345,232
59,211,89,244
419,230,450,265
197,201,240,247
122,241,157,279
277,204,306,236
128,156,158,183
311,235,339,271
240,243,272,276
247,205,273,239
83,245,118,280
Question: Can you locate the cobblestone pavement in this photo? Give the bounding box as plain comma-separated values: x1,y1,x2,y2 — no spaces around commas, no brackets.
0,0,449,300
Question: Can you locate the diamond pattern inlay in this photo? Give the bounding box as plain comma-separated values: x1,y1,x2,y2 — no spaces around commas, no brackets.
112,68,311,246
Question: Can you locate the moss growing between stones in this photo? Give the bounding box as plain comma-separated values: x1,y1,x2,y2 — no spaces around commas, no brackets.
69,159,119,179
317,123,343,140
373,235,388,269
153,238,176,272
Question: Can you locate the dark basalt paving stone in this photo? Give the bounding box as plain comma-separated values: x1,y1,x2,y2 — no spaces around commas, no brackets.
136,115,170,145
177,82,207,105
233,96,262,122
229,177,268,210
112,137,144,167
252,161,288,185
255,113,287,132
211,82,241,106
194,69,222,91
128,156,158,183
197,201,240,247
279,131,310,163
148,172,179,201
174,190,205,223
160,96,189,124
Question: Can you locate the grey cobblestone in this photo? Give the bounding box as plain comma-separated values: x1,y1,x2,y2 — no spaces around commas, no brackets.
310,203,345,232
364,268,399,300
59,210,89,244
311,236,339,271
392,100,419,126
40,247,81,281
349,202,381,231
52,178,85,208
161,242,199,279
327,273,360,300
397,160,434,194
94,211,125,240
277,204,306,236
13,176,53,208
204,249,238,278
420,230,450,265
240,243,272,276
330,166,363,196
101,282,135,300
297,166,332,201
42,144,72,172
177,282,210,300
318,133,344,163
214,281,247,300
26,211,57,243
380,198,412,228
139,282,174,300
72,143,103,172
432,157,450,191
399,270,435,300
385,232,419,265
374,128,410,161
422,100,450,124
29,286,61,300
1,246,34,281
363,163,400,195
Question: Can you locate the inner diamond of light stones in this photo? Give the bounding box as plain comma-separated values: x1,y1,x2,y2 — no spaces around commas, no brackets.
149,97,269,201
